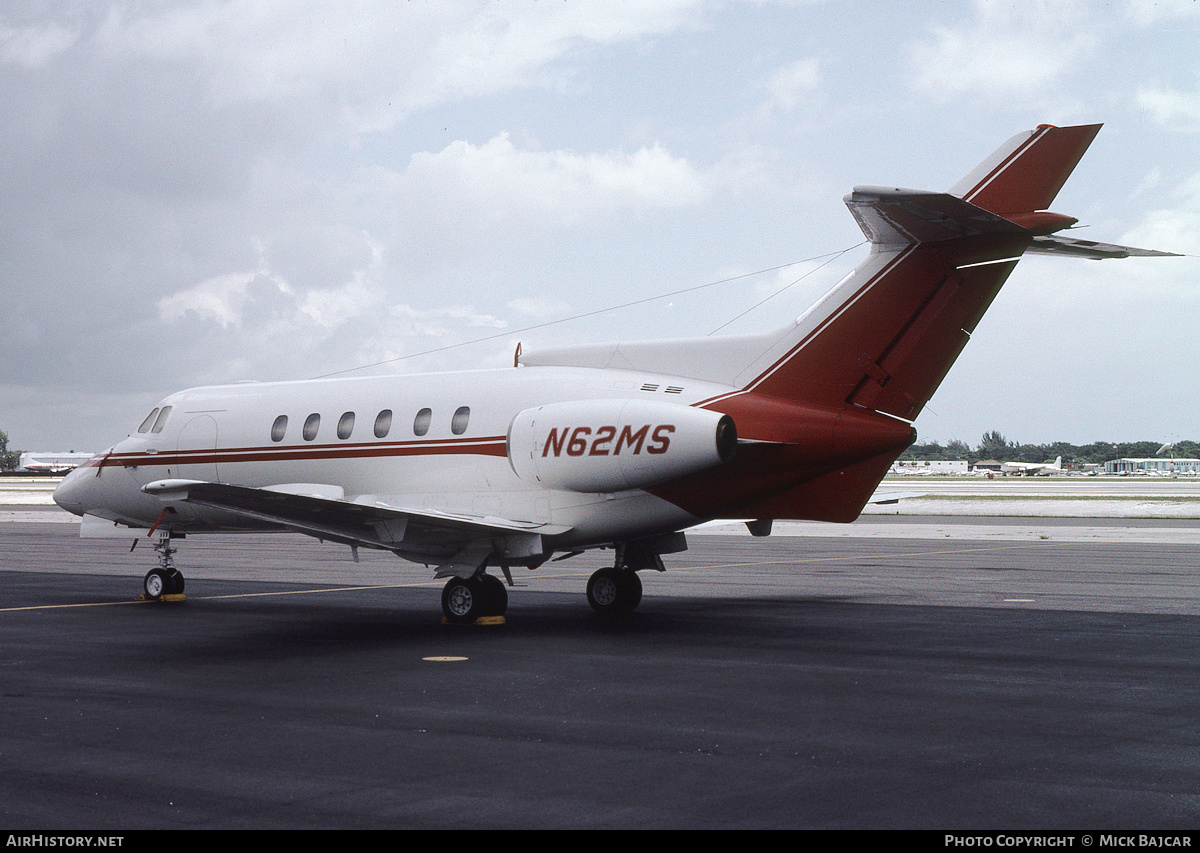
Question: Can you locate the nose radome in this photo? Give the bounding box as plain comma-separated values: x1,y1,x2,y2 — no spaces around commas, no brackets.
52,465,92,516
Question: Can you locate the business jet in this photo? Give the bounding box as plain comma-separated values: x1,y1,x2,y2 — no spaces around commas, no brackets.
53,123,1174,622
999,456,1065,476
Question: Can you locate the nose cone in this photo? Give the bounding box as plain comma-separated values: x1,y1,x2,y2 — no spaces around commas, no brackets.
53,464,94,516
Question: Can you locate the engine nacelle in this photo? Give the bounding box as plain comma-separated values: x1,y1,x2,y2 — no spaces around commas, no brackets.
507,399,736,493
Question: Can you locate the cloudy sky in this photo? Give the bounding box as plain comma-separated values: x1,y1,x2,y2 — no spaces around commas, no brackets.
2,0,1197,453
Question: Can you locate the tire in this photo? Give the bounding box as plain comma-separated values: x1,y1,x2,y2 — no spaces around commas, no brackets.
441,577,485,623
167,571,185,595
624,569,643,610
480,574,508,616
587,567,641,614
143,568,169,600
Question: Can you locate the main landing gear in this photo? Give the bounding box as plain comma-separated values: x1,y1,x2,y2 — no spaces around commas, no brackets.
585,566,642,614
441,573,508,624
585,540,666,615
143,534,185,600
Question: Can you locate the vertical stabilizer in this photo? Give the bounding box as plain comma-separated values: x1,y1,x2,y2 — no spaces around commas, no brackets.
949,123,1102,215
713,124,1104,423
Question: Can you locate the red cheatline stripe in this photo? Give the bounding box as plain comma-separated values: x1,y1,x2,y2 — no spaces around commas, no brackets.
103,436,509,468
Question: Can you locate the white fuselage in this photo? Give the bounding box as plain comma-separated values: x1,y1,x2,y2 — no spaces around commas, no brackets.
54,362,738,553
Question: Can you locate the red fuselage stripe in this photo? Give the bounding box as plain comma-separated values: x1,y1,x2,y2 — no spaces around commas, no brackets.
100,436,509,468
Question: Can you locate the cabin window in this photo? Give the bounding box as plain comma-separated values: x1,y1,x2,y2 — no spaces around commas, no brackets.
413,408,431,437
271,415,288,442
374,409,392,438
138,408,160,434
150,406,172,434
337,411,355,440
303,413,320,441
451,406,470,435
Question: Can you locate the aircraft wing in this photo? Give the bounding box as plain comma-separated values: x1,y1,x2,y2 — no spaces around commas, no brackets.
866,489,924,505
142,479,571,570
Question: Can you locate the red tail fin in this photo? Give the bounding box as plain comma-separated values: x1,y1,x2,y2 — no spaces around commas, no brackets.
725,124,1103,423
949,123,1102,215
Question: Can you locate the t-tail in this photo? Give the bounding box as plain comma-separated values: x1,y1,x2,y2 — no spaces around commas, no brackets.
523,124,1175,523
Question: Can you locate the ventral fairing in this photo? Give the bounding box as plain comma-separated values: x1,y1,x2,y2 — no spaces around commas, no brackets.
54,124,1175,622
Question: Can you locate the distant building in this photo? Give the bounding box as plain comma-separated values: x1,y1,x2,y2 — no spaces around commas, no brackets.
891,460,969,475
1103,457,1200,475
18,451,93,472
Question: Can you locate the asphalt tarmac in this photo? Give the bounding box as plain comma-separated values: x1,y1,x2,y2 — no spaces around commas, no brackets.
2,511,1200,829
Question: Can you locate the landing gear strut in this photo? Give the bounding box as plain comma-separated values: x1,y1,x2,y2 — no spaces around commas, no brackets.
144,534,185,600
441,573,507,623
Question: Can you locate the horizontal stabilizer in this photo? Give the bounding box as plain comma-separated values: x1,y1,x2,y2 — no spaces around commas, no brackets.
845,187,1026,247
1027,234,1182,260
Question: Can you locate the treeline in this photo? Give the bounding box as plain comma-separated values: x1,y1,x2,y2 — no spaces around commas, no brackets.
899,431,1200,466
0,430,19,471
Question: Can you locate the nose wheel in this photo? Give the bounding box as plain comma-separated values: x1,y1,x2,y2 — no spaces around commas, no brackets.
143,534,186,600
143,567,185,599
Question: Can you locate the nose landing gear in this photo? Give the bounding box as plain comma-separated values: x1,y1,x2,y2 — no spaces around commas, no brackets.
143,534,185,600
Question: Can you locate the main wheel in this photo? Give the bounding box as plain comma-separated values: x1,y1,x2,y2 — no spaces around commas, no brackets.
442,577,486,623
480,574,508,616
586,567,641,614
624,569,643,610
143,568,170,600
167,571,185,595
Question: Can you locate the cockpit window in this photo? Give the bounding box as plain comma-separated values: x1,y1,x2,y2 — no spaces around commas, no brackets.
271,415,288,442
138,408,160,433
150,406,172,434
303,413,320,441
337,411,355,440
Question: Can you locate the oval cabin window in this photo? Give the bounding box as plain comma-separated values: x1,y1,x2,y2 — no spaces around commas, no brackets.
374,409,392,438
413,408,431,437
303,413,320,441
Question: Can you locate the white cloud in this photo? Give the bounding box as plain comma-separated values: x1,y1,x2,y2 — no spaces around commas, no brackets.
765,57,821,112
90,0,702,127
157,269,282,328
1137,82,1200,131
0,20,77,68
1120,171,1200,259
507,296,572,320
908,0,1096,100
396,133,709,232
1124,0,1200,25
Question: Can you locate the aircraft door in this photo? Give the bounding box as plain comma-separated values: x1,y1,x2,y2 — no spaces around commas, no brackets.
176,415,221,484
